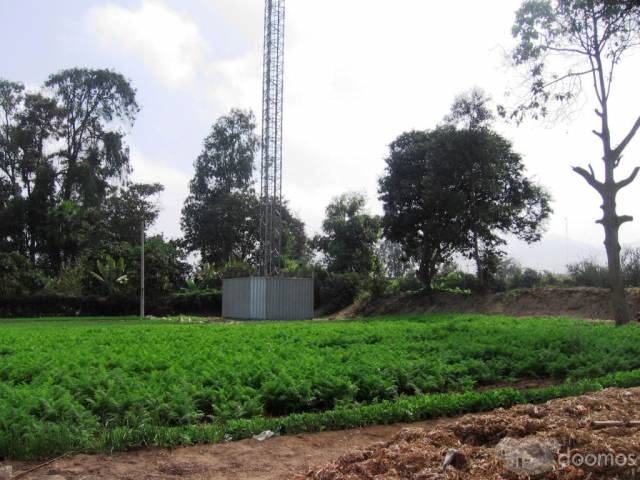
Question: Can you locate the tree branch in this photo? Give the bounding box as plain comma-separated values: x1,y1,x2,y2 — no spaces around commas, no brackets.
573,165,604,192
616,166,640,191
544,45,590,56
613,115,640,158
543,68,596,89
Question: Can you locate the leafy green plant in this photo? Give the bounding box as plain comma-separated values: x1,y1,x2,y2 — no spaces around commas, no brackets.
89,256,128,295
2,314,640,458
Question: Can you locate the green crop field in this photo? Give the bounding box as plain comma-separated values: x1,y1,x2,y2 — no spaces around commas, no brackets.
3,314,640,459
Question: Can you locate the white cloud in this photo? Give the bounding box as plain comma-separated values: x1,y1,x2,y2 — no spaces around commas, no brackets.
87,0,208,88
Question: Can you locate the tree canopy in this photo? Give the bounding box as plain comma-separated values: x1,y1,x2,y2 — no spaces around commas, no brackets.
0,69,162,275
379,125,551,289
182,109,309,271
313,192,381,276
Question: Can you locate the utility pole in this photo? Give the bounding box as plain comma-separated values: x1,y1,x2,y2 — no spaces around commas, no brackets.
140,220,145,319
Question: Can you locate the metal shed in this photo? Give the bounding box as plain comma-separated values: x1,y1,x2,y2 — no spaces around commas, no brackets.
222,277,314,320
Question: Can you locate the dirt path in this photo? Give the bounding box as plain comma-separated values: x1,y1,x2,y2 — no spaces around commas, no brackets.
4,419,451,480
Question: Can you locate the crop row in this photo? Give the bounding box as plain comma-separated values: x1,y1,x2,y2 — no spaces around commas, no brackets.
2,314,640,458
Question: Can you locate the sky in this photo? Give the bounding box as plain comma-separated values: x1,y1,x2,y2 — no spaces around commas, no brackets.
1,0,639,271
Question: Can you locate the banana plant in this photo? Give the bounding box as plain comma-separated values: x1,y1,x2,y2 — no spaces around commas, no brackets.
90,255,128,295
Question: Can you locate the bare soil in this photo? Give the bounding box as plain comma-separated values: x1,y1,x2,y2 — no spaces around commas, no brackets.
3,420,451,480
340,287,640,322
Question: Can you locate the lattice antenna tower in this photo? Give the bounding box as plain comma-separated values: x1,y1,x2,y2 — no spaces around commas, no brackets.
259,0,285,276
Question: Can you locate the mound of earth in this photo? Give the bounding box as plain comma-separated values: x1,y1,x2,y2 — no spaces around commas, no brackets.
342,287,640,321
300,387,640,479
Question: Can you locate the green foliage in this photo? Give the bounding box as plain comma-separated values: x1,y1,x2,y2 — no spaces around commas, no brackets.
509,0,640,122
0,70,165,281
315,271,363,311
85,236,190,300
365,274,389,299
181,109,260,266
379,126,552,289
181,109,309,271
43,262,86,296
194,262,221,290
567,259,609,288
220,258,256,279
166,290,222,315
2,314,640,458
445,87,495,130
388,274,423,294
0,291,221,318
313,192,382,276
103,183,163,245
434,270,477,293
622,248,640,287
564,251,640,288
0,252,45,296
90,255,128,295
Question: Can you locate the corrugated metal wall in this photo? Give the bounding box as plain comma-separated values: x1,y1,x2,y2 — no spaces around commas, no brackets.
222,277,252,319
222,277,314,320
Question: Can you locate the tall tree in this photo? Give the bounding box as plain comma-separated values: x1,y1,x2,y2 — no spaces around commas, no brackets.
0,70,147,273
0,81,59,261
379,127,551,290
45,68,138,204
510,0,640,324
313,192,381,275
181,109,260,266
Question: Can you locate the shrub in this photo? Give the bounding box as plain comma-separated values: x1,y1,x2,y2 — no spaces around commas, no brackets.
43,256,87,296
166,290,221,315
622,248,640,287
315,272,363,311
220,258,256,279
84,237,190,300
194,262,221,290
567,259,609,288
0,294,138,317
434,270,477,292
389,274,423,293
365,274,389,299
0,291,222,318
0,252,46,297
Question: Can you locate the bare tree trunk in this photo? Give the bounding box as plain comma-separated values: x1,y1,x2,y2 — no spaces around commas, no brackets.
473,236,486,292
575,159,634,325
572,29,638,325
600,184,631,325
